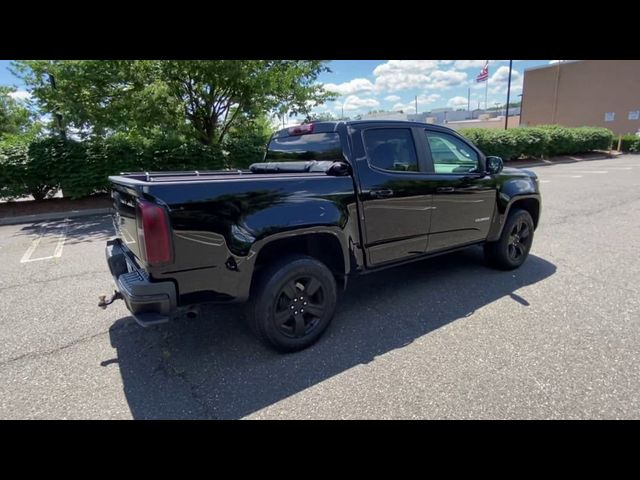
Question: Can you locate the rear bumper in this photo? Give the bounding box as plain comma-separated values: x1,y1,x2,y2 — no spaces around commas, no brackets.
106,239,177,327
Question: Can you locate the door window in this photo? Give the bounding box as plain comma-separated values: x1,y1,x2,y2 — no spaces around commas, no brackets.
426,131,480,174
364,129,419,172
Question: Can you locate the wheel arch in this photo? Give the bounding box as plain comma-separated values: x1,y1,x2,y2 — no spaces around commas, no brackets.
487,194,541,242
250,229,349,294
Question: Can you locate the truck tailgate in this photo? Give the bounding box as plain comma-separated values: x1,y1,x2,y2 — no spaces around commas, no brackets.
110,183,144,263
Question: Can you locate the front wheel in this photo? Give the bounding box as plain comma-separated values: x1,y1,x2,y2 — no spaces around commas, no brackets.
248,254,337,352
484,208,535,270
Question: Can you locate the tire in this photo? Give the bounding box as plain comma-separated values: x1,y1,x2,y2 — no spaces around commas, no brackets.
484,208,535,270
248,254,337,352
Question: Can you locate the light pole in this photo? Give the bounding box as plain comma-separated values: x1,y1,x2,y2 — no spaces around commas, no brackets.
504,59,513,130
517,93,523,126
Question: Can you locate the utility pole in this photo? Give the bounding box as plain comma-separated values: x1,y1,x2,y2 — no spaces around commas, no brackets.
467,87,470,112
415,95,418,115
485,60,489,111
551,60,562,123
504,59,513,130
517,93,523,126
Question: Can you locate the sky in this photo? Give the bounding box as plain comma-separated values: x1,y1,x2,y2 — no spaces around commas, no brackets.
0,59,556,121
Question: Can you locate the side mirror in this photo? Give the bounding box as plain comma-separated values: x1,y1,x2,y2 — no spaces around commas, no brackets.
486,156,504,175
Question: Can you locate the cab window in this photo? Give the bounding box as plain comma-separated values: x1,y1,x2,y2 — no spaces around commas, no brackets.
364,128,419,172
426,131,480,174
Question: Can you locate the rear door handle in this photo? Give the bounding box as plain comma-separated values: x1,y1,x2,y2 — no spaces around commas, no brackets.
436,186,455,193
370,188,394,199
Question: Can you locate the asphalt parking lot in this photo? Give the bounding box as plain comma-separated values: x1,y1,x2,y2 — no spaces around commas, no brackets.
1,155,640,419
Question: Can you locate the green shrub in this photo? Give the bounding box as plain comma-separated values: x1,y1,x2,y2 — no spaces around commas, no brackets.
1,134,226,200
458,125,613,161
223,116,273,169
614,134,640,153
0,137,31,199
0,136,62,200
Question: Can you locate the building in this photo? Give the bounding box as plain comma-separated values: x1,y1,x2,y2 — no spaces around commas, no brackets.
520,60,640,135
362,108,520,126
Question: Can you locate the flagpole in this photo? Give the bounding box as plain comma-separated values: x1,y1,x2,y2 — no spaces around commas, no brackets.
485,60,489,110
504,59,513,129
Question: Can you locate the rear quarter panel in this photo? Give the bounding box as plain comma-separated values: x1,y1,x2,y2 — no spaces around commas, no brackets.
144,175,360,302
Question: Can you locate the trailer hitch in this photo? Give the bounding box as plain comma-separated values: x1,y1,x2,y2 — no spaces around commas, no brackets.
98,290,123,309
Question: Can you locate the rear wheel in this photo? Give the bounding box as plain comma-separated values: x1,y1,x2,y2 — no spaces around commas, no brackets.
248,254,337,352
484,208,534,270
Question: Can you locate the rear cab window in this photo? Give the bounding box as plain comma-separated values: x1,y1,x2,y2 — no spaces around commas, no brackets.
266,132,344,162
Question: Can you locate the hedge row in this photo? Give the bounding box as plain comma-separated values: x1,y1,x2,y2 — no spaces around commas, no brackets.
0,136,226,200
615,134,640,153
458,125,614,161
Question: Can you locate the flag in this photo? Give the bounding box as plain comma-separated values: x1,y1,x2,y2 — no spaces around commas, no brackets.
476,61,489,82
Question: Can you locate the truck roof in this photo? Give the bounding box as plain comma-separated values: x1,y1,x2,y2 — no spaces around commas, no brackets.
273,120,461,138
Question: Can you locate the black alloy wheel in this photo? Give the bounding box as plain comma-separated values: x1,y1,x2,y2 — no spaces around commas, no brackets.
273,276,327,338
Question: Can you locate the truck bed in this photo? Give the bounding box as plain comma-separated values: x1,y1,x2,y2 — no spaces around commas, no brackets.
112,161,344,186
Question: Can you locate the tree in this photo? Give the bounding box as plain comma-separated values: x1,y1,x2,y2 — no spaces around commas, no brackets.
0,86,35,138
12,60,336,146
224,112,275,169
303,111,338,122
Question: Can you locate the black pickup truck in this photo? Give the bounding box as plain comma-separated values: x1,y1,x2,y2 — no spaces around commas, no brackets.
101,120,541,351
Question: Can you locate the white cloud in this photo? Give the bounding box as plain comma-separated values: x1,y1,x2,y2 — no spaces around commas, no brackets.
392,94,441,113
342,94,380,111
447,96,469,108
373,60,467,92
373,60,440,76
373,60,440,92
376,73,430,92
453,60,487,70
549,60,560,64
8,90,31,101
428,70,467,89
417,93,441,105
373,60,468,92
490,65,516,83
384,95,401,102
323,78,374,96
488,66,523,95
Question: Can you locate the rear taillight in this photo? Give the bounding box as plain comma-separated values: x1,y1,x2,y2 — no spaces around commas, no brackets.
136,199,172,265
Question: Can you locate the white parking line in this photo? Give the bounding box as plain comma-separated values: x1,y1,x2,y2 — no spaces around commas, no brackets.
550,175,583,178
20,225,46,263
540,180,551,183
20,220,69,263
571,170,608,174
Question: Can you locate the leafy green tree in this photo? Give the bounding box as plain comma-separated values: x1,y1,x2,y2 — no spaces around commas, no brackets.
304,111,338,122
12,60,335,146
224,112,275,169
0,86,36,138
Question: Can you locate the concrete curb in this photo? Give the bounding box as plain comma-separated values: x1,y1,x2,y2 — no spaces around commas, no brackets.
510,153,621,169
0,208,111,226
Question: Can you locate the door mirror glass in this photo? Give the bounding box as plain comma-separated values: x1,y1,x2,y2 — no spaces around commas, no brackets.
486,156,504,175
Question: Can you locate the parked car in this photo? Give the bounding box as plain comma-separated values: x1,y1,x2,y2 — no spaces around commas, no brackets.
100,121,541,352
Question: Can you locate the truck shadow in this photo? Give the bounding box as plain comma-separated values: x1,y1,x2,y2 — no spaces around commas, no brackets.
16,214,114,246
106,248,556,419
